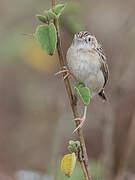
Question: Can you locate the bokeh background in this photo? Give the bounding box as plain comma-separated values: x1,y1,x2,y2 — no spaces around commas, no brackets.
0,0,135,179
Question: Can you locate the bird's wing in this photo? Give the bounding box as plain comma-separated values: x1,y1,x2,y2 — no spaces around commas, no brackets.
100,60,109,88
97,44,109,88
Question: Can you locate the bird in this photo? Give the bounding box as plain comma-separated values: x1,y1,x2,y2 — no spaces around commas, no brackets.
56,31,109,132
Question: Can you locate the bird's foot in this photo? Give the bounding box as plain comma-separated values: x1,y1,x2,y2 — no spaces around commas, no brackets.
73,106,87,133
55,66,69,79
55,66,77,81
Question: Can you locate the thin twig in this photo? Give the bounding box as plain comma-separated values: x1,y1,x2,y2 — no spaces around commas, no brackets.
52,1,91,180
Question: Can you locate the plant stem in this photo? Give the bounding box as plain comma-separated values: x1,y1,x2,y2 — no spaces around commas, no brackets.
52,1,91,180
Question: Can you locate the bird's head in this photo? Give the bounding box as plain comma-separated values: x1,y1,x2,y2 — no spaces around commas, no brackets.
72,31,98,50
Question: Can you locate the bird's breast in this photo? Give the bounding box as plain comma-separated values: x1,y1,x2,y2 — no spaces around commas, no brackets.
67,47,105,97
67,47,100,81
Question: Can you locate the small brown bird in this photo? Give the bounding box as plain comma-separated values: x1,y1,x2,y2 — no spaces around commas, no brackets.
56,31,109,131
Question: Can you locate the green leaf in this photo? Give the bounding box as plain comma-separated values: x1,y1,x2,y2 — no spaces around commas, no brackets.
68,141,81,153
68,146,76,153
79,87,90,105
36,15,47,23
74,82,85,89
68,141,77,153
35,23,57,55
45,9,57,20
69,140,76,146
74,82,91,105
53,4,65,17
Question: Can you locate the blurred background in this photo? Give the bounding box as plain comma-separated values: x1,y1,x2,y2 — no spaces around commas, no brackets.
0,0,135,179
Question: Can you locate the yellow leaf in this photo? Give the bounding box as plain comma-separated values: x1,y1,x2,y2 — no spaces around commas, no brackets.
61,152,77,177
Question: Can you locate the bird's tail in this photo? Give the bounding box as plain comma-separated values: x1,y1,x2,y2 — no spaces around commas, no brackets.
98,89,107,101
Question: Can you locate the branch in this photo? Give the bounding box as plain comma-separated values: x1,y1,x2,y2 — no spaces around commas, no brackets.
52,1,91,180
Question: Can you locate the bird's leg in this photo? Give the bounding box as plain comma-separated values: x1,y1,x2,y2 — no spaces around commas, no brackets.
55,66,77,81
73,106,87,133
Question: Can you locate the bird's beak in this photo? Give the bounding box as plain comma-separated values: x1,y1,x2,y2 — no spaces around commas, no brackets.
74,34,83,41
72,34,83,45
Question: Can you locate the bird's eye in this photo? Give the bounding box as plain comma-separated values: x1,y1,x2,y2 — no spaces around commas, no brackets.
88,37,91,42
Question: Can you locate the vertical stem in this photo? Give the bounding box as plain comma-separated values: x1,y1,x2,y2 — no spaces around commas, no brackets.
52,1,91,180
52,0,55,7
